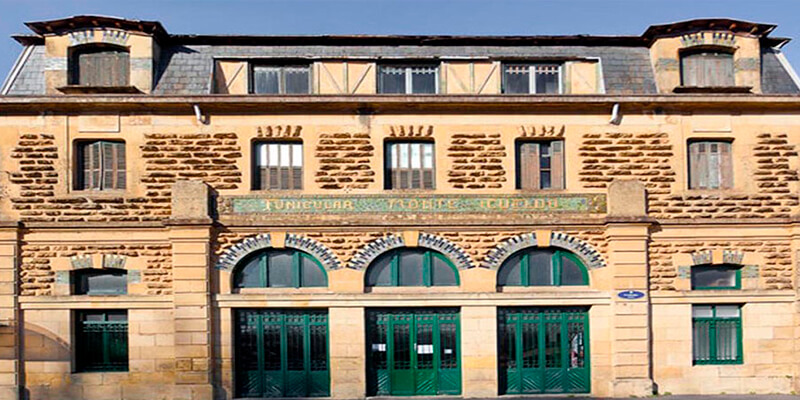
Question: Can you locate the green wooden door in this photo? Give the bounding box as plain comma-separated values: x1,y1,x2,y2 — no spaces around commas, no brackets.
235,309,329,398
499,308,589,395
367,308,461,396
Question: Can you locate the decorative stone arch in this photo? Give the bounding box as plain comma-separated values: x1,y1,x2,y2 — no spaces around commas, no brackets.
216,233,341,272
482,231,607,271
348,232,474,271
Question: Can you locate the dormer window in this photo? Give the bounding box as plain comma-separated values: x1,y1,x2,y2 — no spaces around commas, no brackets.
69,45,130,87
680,49,734,87
503,63,561,94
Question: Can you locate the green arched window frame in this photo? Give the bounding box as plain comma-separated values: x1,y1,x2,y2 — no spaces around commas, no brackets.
233,248,328,289
497,248,589,287
365,248,460,287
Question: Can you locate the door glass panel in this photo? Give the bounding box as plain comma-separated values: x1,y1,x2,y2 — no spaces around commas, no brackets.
398,250,424,286
371,321,388,369
439,322,458,369
286,323,305,371
301,256,326,287
502,321,516,368
416,321,434,369
529,251,554,286
431,255,457,286
263,322,282,371
560,255,585,285
544,323,562,368
522,321,539,368
267,251,293,287
309,324,327,371
235,255,262,289
393,322,411,370
567,322,585,368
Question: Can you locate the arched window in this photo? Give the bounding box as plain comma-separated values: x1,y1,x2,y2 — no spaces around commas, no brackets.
366,248,458,287
497,248,588,287
73,268,127,295
233,249,326,290
69,44,130,87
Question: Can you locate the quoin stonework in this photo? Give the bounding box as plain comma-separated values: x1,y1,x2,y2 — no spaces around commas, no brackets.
0,15,798,400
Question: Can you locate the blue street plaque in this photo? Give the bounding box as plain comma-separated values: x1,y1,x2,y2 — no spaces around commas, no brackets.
617,290,645,300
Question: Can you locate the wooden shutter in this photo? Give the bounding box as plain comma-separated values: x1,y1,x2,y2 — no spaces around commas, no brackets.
518,142,540,190
551,141,565,190
81,142,102,190
101,141,126,190
78,48,129,87
719,142,733,189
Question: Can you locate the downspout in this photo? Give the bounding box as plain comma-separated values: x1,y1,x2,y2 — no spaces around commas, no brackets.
609,103,622,125
193,104,206,124
1,45,34,95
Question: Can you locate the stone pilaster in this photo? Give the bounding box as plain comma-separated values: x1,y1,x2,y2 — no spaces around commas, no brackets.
329,307,366,399
0,221,19,400
606,180,653,396
168,181,213,400
461,305,497,398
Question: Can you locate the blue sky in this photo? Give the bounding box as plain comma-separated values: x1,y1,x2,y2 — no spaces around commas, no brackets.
1,0,799,85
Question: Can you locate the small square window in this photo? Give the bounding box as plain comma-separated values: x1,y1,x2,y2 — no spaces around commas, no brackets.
385,141,434,189
73,269,127,295
252,142,302,190
75,140,126,191
688,140,732,189
503,63,561,94
692,304,742,365
378,64,438,94
75,310,128,372
251,65,311,94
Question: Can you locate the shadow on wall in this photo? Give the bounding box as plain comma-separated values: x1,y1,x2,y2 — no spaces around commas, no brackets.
22,323,71,362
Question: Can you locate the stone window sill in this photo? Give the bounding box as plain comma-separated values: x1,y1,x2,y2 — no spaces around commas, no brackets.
67,189,130,199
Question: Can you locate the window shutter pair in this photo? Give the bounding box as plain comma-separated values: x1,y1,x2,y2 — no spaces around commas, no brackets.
80,141,125,190
518,141,564,190
681,52,734,87
76,49,129,87
688,141,732,189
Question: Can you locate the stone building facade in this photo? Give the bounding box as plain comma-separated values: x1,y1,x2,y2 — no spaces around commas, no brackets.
0,15,798,400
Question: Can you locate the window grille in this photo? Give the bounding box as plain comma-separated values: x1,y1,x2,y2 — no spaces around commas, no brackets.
75,310,128,372
692,305,742,364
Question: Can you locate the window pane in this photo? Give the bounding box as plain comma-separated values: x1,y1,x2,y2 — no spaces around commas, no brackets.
692,305,713,318
253,66,280,94
431,255,457,286
497,253,522,286
534,65,560,94
234,255,262,288
366,253,392,286
398,250,424,286
693,319,711,361
410,67,437,94
379,66,406,94
560,254,586,285
301,256,326,287
528,250,554,286
268,144,280,166
291,144,303,167
410,143,422,168
267,250,294,287
422,143,434,168
504,64,530,94
398,143,410,168
691,265,737,289
715,305,741,318
716,319,739,360
75,269,127,295
283,66,310,94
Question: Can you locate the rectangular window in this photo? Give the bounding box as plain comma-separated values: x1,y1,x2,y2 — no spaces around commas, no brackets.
503,63,561,94
253,142,303,190
517,141,565,190
70,47,130,87
378,64,438,94
692,305,742,365
75,140,126,191
691,265,741,290
75,310,128,372
681,51,735,87
688,141,732,189
385,142,435,189
251,65,311,94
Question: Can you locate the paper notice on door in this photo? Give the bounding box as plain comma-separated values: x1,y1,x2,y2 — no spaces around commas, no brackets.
416,344,434,354
372,343,386,351
444,348,453,355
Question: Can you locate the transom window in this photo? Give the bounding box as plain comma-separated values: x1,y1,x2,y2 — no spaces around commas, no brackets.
75,140,126,191
681,50,735,87
385,141,435,190
688,140,732,190
69,45,130,87
253,142,303,190
75,310,128,372
692,305,742,364
233,248,326,290
73,268,127,295
251,64,311,94
365,248,458,287
503,63,561,94
378,64,438,94
517,140,565,190
497,248,588,287
691,264,741,290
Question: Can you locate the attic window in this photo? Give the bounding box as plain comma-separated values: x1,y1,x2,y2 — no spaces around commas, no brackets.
680,50,734,87
69,45,130,87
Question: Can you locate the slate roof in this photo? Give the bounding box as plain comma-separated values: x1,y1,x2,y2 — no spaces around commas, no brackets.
761,48,800,94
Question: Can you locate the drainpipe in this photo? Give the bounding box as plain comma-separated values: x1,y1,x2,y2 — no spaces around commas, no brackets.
193,104,206,124
609,103,622,125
